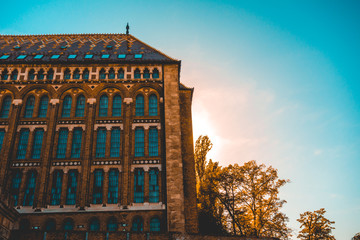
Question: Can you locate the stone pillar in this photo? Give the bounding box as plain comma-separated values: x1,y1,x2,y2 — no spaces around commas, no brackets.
18,170,28,207
105,128,111,158
103,169,109,204
24,130,35,160
144,167,149,203
60,171,68,206
66,130,73,159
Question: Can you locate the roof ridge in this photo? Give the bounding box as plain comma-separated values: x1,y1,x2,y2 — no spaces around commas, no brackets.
0,33,127,37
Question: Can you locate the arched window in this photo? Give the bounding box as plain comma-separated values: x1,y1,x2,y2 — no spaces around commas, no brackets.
150,217,161,232
50,170,62,205
131,217,143,232
56,128,68,159
75,95,85,117
99,95,108,117
108,68,115,79
149,94,158,116
66,170,77,205
61,95,72,117
110,128,120,157
149,168,159,203
149,128,158,157
82,69,89,80
99,68,106,80
1,69,8,80
117,68,124,79
134,168,144,203
23,171,36,206
38,96,49,118
0,129,4,153
89,218,100,231
19,219,30,231
152,68,159,79
63,218,74,231
134,128,144,157
73,69,80,79
47,68,54,80
135,95,144,116
24,96,35,118
143,68,150,79
31,129,44,159
11,69,18,80
10,171,22,206
0,96,12,118
64,69,71,80
16,129,29,159
37,69,45,80
45,219,56,231
71,128,82,158
134,68,141,79
108,169,118,204
92,169,103,204
28,69,35,80
112,95,122,117
95,128,106,158
107,218,118,232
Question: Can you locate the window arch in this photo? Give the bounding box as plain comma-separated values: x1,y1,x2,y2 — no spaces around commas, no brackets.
63,218,74,231
45,219,56,231
135,95,144,116
117,68,124,79
95,128,106,158
107,217,118,232
92,169,103,204
82,68,89,80
134,68,141,79
31,129,44,159
17,129,29,159
108,68,115,79
47,68,54,80
131,217,143,232
28,69,35,80
73,69,80,79
134,128,144,157
38,96,49,118
23,171,37,206
143,68,150,79
61,95,72,117
64,69,71,80
134,168,144,203
24,96,35,118
0,96,12,118
75,95,85,117
99,95,108,117
99,68,106,80
89,218,100,231
1,69,8,80
37,69,45,80
112,95,122,117
149,94,158,116
150,217,161,232
11,69,18,80
152,68,159,79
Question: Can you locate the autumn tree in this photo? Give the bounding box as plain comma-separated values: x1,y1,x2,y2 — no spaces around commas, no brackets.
297,208,335,240
195,135,213,188
352,233,360,240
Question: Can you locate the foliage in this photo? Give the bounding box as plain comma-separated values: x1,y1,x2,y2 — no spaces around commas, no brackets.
297,208,335,240
194,135,212,187
352,232,360,240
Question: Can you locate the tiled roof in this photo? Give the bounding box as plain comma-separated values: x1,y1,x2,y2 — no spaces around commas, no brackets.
0,33,178,64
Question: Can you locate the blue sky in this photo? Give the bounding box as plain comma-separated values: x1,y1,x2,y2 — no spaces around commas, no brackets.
1,0,359,239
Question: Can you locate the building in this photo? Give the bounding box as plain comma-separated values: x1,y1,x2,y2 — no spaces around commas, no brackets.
0,31,198,239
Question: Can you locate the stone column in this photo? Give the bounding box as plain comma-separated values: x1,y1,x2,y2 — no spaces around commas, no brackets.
18,170,28,207
65,128,73,159
24,130,35,160
144,167,149,203
103,169,109,205
60,170,68,206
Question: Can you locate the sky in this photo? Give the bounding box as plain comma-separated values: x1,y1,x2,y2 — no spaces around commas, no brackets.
1,0,359,239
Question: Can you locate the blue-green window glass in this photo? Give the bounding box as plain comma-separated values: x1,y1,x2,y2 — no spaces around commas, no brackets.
89,218,100,231
107,218,117,231
10,171,22,206
152,68,159,78
149,168,159,203
71,128,82,158
131,217,143,232
24,96,35,118
134,168,144,203
0,55,9,60
118,54,126,59
134,54,142,59
63,219,74,230
31,129,44,159
75,95,85,117
85,54,93,59
108,169,118,204
1,69,8,80
61,96,72,117
150,217,161,232
99,69,106,80
143,68,150,79
17,55,27,59
112,95,121,117
16,129,29,159
64,69,71,79
108,68,115,79
28,69,35,80
11,70,18,80
149,128,158,157
37,69,45,80
134,69,141,79
117,69,124,79
110,128,120,157
66,171,77,205
50,171,62,205
135,128,144,157
0,130,4,152
34,55,43,59
51,55,60,59
135,95,144,116
0,96,11,118
99,95,108,117
56,129,68,159
95,128,106,158
92,169,103,204
149,94,158,116
38,96,49,118
68,55,77,59
47,69,54,80
45,219,56,231
73,69,80,79
23,171,36,206
101,54,110,59
82,69,89,80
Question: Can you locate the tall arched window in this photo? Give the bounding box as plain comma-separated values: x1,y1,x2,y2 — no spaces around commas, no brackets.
135,95,144,116
16,129,29,159
50,170,62,205
99,68,106,80
31,129,44,159
107,218,118,232
45,219,56,231
112,95,122,117
23,171,37,206
134,68,141,79
66,170,77,205
37,69,45,80
10,171,22,206
61,95,72,117
75,95,85,117
71,128,82,158
0,129,4,153
149,128,158,157
110,128,120,157
150,217,161,232
56,128,68,159
149,168,159,203
95,128,106,158
63,218,74,231
108,169,118,204
149,94,158,116
64,69,71,80
92,169,103,204
152,68,159,79
11,69,18,80
134,168,144,203
82,69,89,80
28,69,35,80
89,218,100,231
1,69,8,80
38,96,49,118
134,128,144,157
131,217,143,232
99,95,108,117
143,68,150,79
24,96,35,118
0,96,12,118
73,69,80,79
47,69,54,80
117,69,124,79
108,68,115,79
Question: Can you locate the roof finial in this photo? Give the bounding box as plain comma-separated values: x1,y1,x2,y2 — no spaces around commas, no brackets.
126,23,129,35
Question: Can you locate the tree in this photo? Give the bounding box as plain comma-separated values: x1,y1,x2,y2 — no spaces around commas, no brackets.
297,208,335,240
352,232,360,240
194,135,213,188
